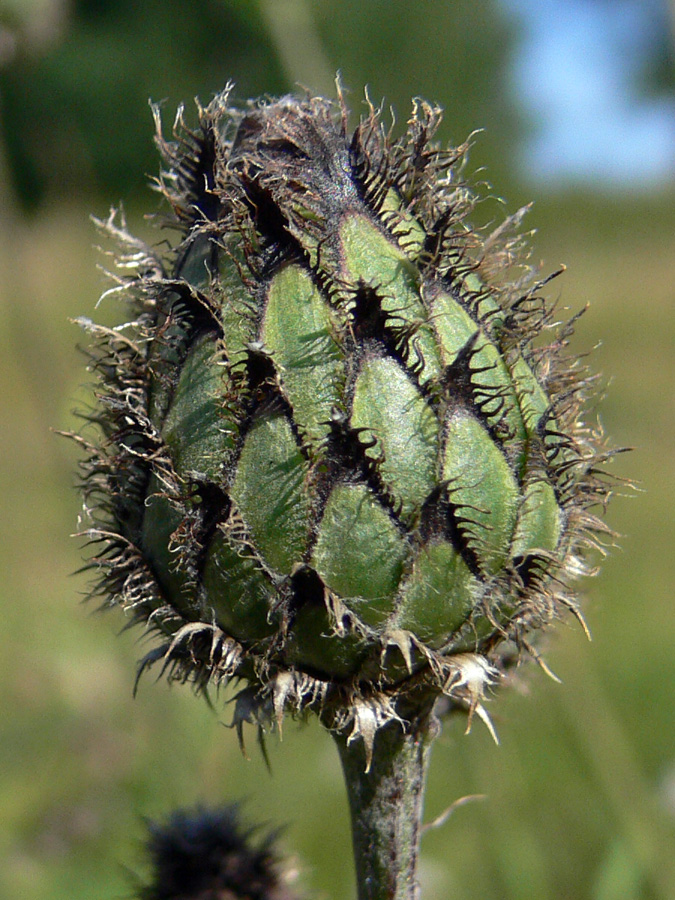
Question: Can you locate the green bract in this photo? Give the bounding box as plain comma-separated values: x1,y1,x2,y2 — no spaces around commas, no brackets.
77,86,612,756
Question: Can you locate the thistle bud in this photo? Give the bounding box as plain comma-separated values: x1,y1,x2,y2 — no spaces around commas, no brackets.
76,85,614,758
138,806,298,900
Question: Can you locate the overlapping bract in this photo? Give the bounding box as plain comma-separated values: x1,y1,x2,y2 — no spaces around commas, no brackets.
76,87,613,747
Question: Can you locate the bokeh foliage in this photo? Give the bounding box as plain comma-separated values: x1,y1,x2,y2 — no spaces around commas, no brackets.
0,2,673,899
0,0,518,209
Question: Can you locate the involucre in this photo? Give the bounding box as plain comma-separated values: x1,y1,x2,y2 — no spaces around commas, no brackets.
76,86,614,761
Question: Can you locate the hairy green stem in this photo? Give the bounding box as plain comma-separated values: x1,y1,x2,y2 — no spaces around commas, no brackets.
333,708,437,900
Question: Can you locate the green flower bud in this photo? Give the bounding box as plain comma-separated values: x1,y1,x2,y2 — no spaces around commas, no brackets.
75,86,615,760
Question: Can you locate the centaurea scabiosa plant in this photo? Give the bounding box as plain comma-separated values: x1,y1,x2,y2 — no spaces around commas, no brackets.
74,82,618,900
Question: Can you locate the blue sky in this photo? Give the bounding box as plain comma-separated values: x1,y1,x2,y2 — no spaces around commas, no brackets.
503,0,675,186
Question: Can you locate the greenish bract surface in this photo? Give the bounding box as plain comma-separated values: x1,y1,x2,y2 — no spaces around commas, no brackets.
311,483,407,626
203,530,278,643
261,264,343,446
350,355,438,521
162,333,235,481
395,542,476,647
231,413,310,576
442,411,520,575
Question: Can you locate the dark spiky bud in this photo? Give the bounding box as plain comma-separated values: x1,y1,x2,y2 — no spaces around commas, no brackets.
74,83,617,759
138,806,298,900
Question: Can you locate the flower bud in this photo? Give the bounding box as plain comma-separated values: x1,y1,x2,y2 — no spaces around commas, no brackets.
76,86,615,754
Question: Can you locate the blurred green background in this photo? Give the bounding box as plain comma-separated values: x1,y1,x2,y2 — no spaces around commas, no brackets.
0,1,673,898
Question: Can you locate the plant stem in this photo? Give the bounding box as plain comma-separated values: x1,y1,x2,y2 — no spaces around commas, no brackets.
333,706,437,900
